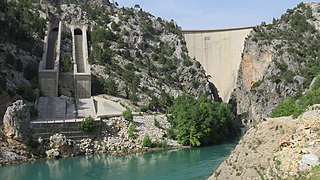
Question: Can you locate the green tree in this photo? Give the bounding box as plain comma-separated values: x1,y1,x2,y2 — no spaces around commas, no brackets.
104,77,118,96
168,94,240,146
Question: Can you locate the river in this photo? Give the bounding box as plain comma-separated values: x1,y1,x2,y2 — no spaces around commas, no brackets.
0,141,237,180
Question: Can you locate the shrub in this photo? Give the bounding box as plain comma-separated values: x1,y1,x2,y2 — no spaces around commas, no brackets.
270,97,302,118
166,128,176,140
142,135,152,147
5,53,15,66
24,137,39,149
128,123,137,139
140,105,148,113
0,72,6,93
251,80,263,90
271,85,320,118
24,63,38,81
103,77,118,96
17,85,36,102
15,58,23,72
122,109,133,121
61,54,72,72
142,135,168,148
183,59,193,67
153,140,168,148
29,105,38,118
80,116,96,133
154,119,161,129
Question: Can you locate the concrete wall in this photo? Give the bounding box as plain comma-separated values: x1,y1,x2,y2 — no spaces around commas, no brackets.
182,27,253,102
75,74,91,99
71,24,91,99
39,21,62,97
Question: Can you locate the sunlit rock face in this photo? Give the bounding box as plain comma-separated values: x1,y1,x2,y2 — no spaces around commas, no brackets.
3,100,30,141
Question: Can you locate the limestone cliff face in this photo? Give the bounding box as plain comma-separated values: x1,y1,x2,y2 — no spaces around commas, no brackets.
237,2,320,125
3,100,31,141
209,109,320,179
0,1,45,121
47,3,220,110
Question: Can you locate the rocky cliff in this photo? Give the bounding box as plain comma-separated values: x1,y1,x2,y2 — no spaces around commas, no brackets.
50,2,220,110
3,100,31,141
237,2,320,125
0,0,220,120
209,108,320,179
0,1,45,122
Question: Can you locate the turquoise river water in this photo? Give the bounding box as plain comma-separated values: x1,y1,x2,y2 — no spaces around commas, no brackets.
0,141,237,180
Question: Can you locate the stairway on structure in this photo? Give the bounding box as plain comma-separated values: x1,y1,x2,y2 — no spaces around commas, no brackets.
31,121,100,140
32,97,98,140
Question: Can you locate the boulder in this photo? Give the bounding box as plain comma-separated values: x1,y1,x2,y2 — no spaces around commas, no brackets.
3,100,30,141
300,154,319,171
46,133,81,157
45,149,60,158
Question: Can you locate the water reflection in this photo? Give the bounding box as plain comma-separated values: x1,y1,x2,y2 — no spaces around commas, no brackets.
0,142,237,180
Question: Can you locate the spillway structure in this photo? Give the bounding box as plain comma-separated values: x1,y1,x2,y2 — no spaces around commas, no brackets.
38,21,62,97
71,25,91,99
39,22,91,99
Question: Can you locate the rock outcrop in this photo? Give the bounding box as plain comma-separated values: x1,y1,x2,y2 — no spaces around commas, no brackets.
210,110,320,179
236,3,320,125
46,133,80,158
3,100,30,141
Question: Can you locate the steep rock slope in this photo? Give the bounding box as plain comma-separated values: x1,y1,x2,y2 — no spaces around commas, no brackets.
209,109,320,179
237,3,320,125
47,2,220,111
0,1,46,122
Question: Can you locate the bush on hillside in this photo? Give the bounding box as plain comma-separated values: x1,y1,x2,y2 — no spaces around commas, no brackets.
80,116,96,133
122,109,133,121
271,77,320,118
128,123,137,139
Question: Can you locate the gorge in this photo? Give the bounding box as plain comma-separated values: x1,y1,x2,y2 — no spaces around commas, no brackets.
1,0,320,179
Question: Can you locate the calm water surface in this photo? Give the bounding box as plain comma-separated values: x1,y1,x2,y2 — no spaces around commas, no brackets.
0,142,237,180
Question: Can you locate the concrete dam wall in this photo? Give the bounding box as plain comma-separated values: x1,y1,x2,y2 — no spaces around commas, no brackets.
182,27,253,102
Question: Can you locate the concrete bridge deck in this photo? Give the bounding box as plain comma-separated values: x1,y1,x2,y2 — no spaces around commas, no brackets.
34,96,127,124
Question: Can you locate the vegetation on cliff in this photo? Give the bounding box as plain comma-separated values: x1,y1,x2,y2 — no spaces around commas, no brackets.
271,76,320,118
237,2,320,124
254,3,320,88
60,3,217,111
0,0,46,119
0,0,45,55
167,94,240,146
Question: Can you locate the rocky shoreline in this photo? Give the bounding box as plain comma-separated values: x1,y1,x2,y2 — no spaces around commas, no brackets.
0,100,185,167
0,135,187,167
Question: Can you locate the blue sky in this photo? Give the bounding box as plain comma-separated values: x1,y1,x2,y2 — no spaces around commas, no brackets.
115,0,320,29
